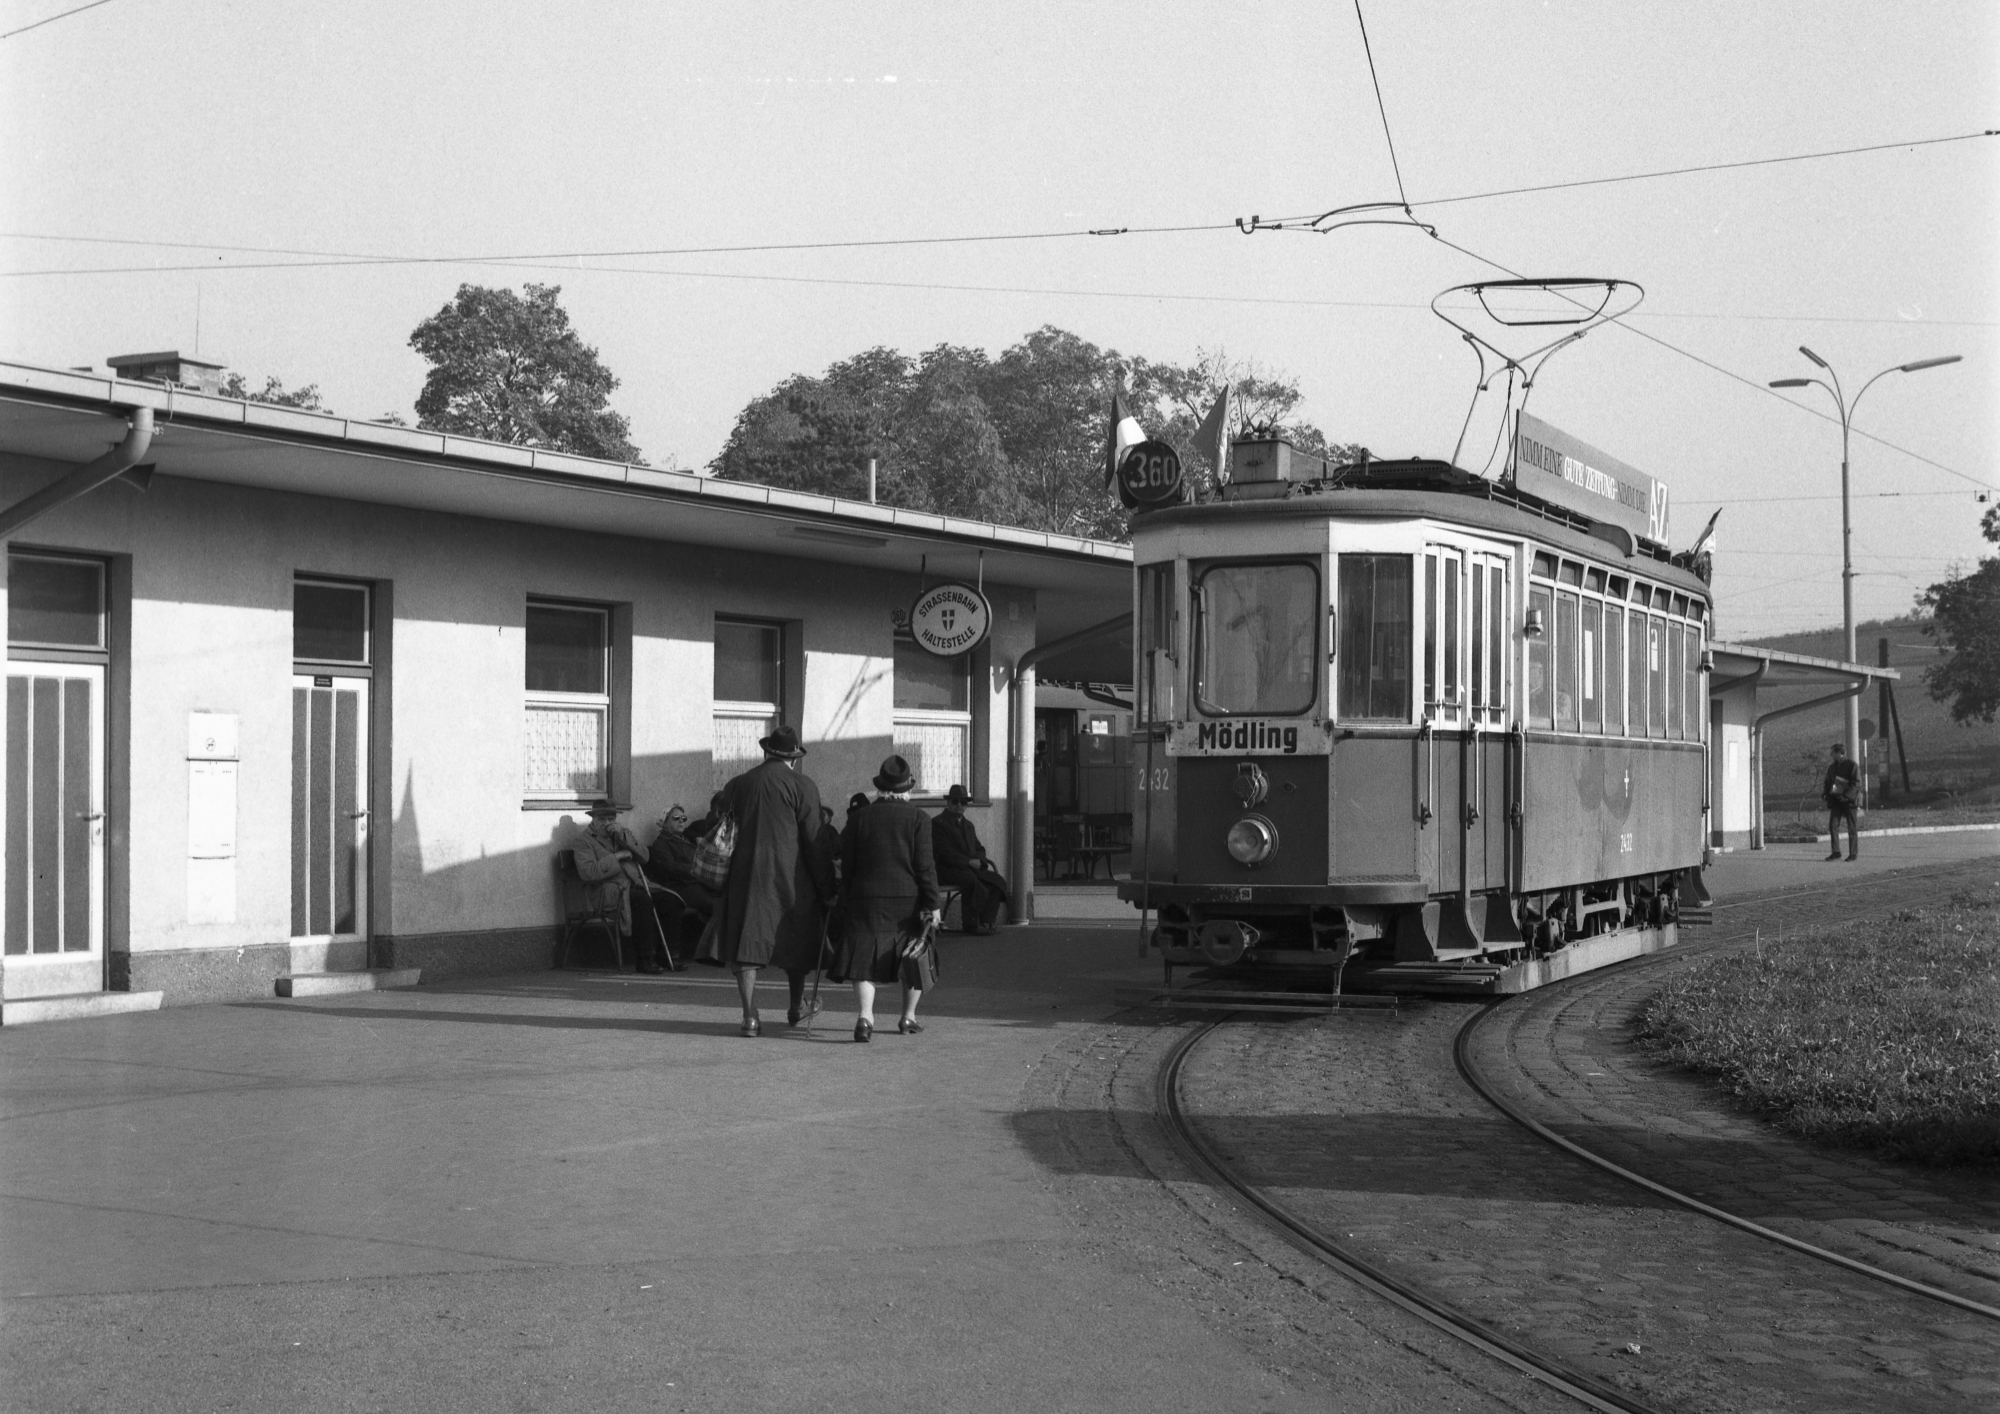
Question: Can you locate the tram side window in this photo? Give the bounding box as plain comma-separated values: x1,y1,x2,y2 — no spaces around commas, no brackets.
1682,623,1702,741
1580,599,1602,732
1603,607,1626,735
1337,555,1412,721
1555,591,1580,732
1485,563,1505,714
1647,615,1668,738
1627,607,1649,738
1470,565,1484,708
1194,561,1318,716
1136,563,1176,725
1527,584,1553,729
1667,624,1685,739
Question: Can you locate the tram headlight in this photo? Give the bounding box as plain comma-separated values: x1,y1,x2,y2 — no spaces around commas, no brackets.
1225,814,1278,868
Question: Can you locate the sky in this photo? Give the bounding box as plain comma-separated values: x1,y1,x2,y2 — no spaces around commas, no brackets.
3,0,1995,640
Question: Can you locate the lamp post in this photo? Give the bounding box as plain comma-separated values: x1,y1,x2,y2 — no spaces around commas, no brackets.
1769,348,1961,794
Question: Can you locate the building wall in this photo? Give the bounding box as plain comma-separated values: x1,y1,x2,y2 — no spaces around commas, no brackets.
0,455,1030,1003
1711,681,1757,849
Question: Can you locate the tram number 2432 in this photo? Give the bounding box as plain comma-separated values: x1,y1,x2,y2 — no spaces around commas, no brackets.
1135,765,1171,793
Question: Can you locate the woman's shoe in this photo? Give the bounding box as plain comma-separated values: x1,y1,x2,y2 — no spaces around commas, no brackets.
898,1018,923,1035
741,1011,761,1038
854,1018,873,1043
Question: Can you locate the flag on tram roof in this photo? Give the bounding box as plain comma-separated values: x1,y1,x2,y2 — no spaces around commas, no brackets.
1192,386,1232,483
1104,386,1146,486
1689,506,1721,557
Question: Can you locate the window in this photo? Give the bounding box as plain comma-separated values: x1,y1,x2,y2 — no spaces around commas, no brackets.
1603,606,1626,735
1482,560,1506,720
1647,614,1668,738
714,618,784,789
1681,623,1702,742
1194,561,1318,716
1667,623,1685,739
1137,562,1177,726
1555,591,1580,731
1337,555,1412,721
1423,549,1464,718
893,637,972,796
1527,583,1553,729
1580,598,1603,733
1626,607,1648,738
8,554,104,650
525,601,610,799
294,580,369,664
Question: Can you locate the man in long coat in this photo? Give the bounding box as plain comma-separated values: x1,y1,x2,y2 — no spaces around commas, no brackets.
718,725,835,1034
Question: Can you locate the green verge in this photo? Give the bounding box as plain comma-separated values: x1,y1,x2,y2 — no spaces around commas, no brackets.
1635,884,2000,1166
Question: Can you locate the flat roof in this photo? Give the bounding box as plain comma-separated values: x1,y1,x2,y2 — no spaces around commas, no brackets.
0,359,1133,644
1711,640,1899,685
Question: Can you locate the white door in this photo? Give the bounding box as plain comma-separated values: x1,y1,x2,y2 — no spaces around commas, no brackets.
290,675,369,941
3,662,105,997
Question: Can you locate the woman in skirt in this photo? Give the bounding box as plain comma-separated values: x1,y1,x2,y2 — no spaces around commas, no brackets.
832,754,941,1042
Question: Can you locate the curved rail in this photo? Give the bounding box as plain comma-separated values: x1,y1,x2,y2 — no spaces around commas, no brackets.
1156,1020,1671,1414
1454,985,2000,1324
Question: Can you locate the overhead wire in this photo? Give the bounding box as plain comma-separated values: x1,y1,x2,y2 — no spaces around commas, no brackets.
1352,0,1411,210
1,0,118,41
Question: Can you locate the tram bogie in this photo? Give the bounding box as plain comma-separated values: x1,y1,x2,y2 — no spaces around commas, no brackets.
1117,440,1713,996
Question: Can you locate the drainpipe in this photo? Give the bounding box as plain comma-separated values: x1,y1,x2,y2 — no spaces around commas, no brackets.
1749,673,1864,850
1006,611,1134,925
0,407,155,541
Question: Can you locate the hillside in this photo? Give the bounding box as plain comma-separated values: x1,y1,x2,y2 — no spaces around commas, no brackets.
1733,615,2000,813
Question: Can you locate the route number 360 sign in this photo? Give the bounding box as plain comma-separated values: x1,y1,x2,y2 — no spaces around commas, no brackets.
1117,440,1185,509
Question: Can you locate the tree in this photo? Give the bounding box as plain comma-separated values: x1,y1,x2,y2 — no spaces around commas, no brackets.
222,372,323,410
408,283,641,462
710,327,1354,541
1918,504,2000,723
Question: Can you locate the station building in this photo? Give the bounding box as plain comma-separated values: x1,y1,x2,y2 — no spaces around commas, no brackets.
0,355,1131,1018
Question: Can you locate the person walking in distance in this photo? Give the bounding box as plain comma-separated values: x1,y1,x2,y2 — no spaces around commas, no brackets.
1822,742,1861,862
716,727,836,1035
932,784,1008,934
832,755,941,1041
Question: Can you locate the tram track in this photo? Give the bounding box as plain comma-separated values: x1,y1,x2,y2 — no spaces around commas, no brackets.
1147,855,2000,1411
1158,1019,1671,1414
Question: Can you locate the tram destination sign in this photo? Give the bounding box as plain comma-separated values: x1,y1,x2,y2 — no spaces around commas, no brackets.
1514,413,1669,546
908,581,992,657
1168,718,1336,757
1117,440,1185,509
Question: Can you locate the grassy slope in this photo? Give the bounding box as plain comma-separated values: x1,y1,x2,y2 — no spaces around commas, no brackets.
1732,615,2000,813
1636,884,2000,1166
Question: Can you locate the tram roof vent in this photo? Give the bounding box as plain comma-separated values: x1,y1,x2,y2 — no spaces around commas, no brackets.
1227,437,1325,498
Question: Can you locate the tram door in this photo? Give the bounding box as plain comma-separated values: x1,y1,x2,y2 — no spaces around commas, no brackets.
1466,553,1510,889
1421,547,1467,901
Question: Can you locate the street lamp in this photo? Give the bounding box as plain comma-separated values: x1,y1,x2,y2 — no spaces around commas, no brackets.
1768,347,1962,795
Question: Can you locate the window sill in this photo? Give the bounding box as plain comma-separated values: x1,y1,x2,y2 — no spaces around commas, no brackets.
523,798,608,812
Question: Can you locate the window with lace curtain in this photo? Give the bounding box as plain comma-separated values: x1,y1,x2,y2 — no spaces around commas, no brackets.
524,601,610,801
893,635,971,798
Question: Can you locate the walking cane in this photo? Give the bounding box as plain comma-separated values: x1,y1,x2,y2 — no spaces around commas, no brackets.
803,910,831,1038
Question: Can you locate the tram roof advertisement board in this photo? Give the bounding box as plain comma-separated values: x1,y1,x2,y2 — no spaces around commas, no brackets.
1513,412,1669,545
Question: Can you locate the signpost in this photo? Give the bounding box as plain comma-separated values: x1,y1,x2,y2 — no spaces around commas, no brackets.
908,582,992,657
1117,440,1184,509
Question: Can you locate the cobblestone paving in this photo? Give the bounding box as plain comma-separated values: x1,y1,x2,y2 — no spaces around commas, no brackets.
1015,1017,1581,1412
1175,856,2000,1412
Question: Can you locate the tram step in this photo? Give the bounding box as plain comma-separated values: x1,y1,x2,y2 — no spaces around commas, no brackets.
0,990,164,1027
276,968,422,998
1678,907,1714,927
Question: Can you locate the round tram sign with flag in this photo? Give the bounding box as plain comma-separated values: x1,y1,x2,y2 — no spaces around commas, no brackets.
908,581,992,657
1117,440,1185,508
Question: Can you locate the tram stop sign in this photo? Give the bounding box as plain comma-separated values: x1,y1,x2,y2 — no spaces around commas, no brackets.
1117,440,1185,509
1859,718,1877,740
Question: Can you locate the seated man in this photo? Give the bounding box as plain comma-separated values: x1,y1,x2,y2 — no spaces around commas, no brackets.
572,801,676,972
932,784,1009,935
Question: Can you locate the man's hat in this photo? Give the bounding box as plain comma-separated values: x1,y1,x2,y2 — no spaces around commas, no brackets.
944,784,972,806
586,800,628,818
847,792,870,812
760,725,807,759
872,754,915,793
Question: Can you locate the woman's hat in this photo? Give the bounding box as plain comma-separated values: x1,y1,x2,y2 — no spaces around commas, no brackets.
759,725,807,759
944,784,972,806
847,792,870,812
872,754,915,793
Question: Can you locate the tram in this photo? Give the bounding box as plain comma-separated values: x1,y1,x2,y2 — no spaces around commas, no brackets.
1117,429,1714,994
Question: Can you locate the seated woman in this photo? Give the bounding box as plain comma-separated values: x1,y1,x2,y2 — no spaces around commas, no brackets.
830,754,941,1041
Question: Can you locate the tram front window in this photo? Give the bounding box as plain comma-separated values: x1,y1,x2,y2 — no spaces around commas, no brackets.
1337,554,1413,720
1193,561,1318,716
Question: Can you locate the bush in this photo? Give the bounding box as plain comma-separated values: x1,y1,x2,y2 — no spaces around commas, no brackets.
1636,886,2000,1165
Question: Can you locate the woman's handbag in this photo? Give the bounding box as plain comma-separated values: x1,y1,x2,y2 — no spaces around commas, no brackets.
690,814,736,889
898,918,939,992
